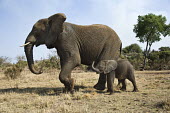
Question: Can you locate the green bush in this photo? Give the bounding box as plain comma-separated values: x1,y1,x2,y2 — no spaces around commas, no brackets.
16,60,27,69
122,45,170,70
148,50,170,70
3,60,27,79
38,56,60,70
123,53,143,70
4,65,23,79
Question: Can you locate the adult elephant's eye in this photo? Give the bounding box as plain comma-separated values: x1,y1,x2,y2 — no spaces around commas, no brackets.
35,33,40,37
34,29,38,33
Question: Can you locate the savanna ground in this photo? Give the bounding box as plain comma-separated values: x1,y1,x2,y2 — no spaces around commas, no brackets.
0,69,169,113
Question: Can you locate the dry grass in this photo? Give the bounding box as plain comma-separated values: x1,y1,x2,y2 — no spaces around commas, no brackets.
0,70,169,113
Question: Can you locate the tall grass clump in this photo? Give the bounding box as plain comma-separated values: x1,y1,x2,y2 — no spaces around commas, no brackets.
4,65,22,79
4,60,27,79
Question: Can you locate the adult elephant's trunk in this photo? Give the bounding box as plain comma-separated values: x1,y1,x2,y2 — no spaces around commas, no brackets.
24,35,43,74
92,61,100,73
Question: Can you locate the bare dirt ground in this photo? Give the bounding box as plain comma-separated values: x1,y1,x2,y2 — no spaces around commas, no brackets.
0,70,169,113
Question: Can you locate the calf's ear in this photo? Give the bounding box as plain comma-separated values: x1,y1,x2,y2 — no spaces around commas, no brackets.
104,60,117,74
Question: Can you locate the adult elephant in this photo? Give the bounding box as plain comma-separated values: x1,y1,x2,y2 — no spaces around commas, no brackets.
22,13,122,93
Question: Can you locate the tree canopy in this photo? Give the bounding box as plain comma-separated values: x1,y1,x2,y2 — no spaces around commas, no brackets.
123,43,142,54
134,13,170,43
159,47,170,51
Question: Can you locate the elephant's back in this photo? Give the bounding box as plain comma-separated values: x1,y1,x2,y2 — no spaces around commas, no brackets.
64,22,120,44
74,23,117,37
117,59,133,69
116,59,134,78
63,22,121,65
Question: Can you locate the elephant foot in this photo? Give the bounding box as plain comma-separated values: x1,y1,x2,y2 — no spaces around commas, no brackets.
63,88,75,94
63,88,69,93
133,88,139,92
120,87,126,91
70,89,75,94
63,78,75,94
109,92,114,95
94,83,105,90
107,89,114,95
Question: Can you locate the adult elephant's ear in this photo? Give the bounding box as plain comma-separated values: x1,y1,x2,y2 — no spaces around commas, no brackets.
46,13,66,48
104,60,117,74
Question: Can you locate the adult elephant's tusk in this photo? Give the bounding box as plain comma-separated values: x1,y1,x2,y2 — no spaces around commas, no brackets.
20,42,31,47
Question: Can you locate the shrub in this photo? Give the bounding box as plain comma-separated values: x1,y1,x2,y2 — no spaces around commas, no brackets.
123,53,143,70
148,50,170,70
16,60,27,69
122,45,170,70
38,56,60,70
4,65,23,79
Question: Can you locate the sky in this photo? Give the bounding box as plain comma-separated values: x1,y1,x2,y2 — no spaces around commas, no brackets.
0,0,170,62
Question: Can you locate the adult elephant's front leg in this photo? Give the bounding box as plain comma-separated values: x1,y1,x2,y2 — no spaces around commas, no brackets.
59,62,77,93
94,73,106,90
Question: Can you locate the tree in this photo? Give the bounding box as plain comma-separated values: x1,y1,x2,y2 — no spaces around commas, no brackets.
133,13,170,70
123,43,142,54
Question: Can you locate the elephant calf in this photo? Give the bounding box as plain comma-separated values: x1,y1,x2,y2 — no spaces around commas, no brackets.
92,59,139,94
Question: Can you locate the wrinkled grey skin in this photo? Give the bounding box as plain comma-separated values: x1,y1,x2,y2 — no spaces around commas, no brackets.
92,59,139,94
92,60,117,94
24,13,122,93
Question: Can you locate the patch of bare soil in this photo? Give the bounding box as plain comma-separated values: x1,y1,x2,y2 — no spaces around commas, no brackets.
0,70,169,112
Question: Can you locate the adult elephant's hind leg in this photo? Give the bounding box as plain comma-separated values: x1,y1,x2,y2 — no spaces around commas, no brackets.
94,73,106,90
116,79,122,90
94,39,120,90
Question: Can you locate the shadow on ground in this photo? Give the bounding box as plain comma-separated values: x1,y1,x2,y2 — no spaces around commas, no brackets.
0,85,88,96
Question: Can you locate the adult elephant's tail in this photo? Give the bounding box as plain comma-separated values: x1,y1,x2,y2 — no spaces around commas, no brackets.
120,43,122,56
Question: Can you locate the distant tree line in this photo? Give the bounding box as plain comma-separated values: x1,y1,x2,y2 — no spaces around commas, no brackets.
148,47,170,70
122,44,170,70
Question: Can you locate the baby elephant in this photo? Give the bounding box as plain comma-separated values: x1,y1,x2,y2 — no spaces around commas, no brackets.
92,59,138,94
